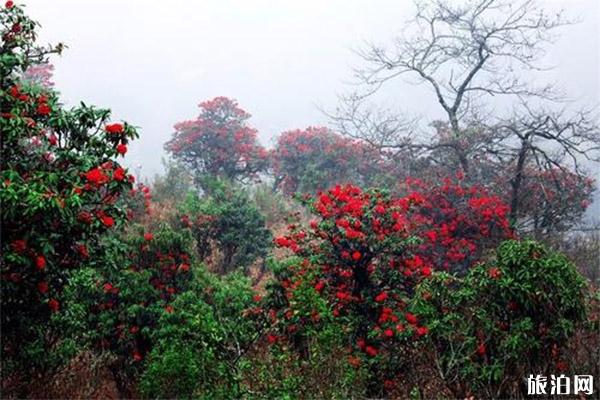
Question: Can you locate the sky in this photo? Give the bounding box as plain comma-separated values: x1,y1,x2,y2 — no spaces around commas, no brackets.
24,0,600,187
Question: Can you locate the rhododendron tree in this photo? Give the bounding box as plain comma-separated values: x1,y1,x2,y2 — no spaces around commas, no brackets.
0,2,138,370
164,97,269,189
496,166,595,235
53,223,197,378
267,180,514,395
271,127,394,194
268,184,429,395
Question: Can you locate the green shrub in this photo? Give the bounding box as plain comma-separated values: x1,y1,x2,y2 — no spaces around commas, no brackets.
181,179,271,273
140,271,261,399
410,240,587,398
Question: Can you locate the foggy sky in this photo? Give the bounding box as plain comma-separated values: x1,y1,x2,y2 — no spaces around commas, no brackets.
24,0,599,184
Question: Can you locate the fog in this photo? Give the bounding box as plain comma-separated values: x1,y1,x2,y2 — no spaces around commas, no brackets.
25,0,599,183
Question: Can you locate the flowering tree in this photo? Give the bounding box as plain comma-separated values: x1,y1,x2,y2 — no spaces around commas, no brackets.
164,97,269,189
267,180,513,394
271,127,394,194
0,1,138,368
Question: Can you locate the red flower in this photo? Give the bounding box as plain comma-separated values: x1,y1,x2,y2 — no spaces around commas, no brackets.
383,328,394,338
113,167,125,181
5,1,14,9
267,334,278,344
415,326,429,336
48,298,60,312
488,267,501,279
35,255,46,270
179,263,190,272
37,103,51,116
351,250,362,261
116,143,127,155
103,283,114,293
132,351,143,362
85,168,109,186
421,266,432,277
143,232,154,241
37,281,49,294
476,342,486,356
77,243,89,258
274,237,290,247
374,291,388,303
105,123,124,134
11,239,27,254
365,345,378,357
165,305,174,313
100,215,114,227
48,134,58,146
405,312,418,325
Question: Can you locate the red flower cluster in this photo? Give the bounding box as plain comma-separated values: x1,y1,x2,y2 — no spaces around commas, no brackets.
271,184,433,364
270,179,514,368
400,176,514,274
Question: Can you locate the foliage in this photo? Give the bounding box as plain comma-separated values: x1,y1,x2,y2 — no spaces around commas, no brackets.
164,96,269,189
269,184,430,396
180,179,272,273
269,181,515,395
0,1,138,372
411,240,587,398
53,223,196,377
139,271,261,399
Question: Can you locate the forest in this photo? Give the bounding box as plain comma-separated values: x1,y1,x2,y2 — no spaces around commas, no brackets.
1,0,599,399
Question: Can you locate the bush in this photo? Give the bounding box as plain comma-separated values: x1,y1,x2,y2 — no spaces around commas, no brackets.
181,179,272,273
53,223,196,379
401,176,514,275
410,240,587,398
268,182,517,396
139,271,262,399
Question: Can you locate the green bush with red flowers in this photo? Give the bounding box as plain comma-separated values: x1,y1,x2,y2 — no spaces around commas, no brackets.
52,223,196,375
267,181,517,396
0,1,137,373
409,240,587,399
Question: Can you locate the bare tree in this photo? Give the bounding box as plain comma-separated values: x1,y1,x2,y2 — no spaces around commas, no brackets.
486,105,599,233
328,0,599,236
353,0,570,146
